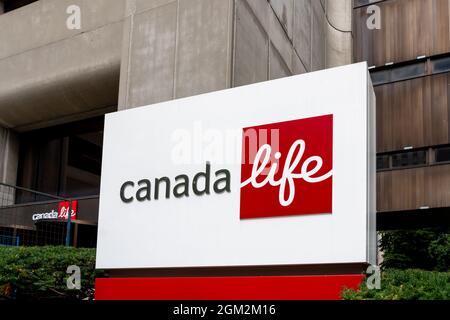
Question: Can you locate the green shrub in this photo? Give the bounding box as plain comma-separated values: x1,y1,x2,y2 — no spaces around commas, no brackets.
342,269,450,300
429,233,450,272
380,227,450,271
0,246,103,300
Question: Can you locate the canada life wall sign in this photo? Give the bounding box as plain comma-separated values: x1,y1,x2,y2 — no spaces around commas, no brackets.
96,62,377,270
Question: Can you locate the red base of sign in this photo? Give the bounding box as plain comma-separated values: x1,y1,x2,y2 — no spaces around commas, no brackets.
95,274,364,300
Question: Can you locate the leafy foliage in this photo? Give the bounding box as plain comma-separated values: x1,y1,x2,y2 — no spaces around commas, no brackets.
379,227,450,271
342,269,450,300
429,233,450,272
0,246,102,300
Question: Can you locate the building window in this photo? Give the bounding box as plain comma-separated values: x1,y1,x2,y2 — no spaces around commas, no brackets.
377,155,390,170
435,146,450,163
16,116,104,203
390,62,426,82
371,70,390,86
376,145,450,172
432,56,450,74
391,150,427,169
371,61,426,86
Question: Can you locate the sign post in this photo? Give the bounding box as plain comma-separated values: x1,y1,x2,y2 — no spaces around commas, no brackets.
65,200,71,247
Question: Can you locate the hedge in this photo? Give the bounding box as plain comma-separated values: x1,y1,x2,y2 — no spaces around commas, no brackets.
342,269,450,300
380,227,450,271
2,246,449,300
0,246,102,300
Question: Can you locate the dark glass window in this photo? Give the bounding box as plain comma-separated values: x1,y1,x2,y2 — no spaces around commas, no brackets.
390,63,426,82
377,155,390,170
392,150,427,168
353,0,382,8
432,56,450,74
371,70,390,86
435,147,450,163
370,62,426,86
16,117,104,203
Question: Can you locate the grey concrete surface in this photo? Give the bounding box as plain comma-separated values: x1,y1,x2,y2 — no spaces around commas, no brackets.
268,0,294,40
120,0,353,108
233,0,269,87
175,0,233,99
324,0,353,68
120,2,178,108
0,126,19,187
293,0,312,71
0,0,352,186
0,0,127,60
0,21,123,130
0,0,125,130
118,0,233,109
311,0,325,71
0,0,352,124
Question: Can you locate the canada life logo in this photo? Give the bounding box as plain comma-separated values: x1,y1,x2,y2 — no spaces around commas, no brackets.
240,114,333,219
58,200,78,220
32,200,78,221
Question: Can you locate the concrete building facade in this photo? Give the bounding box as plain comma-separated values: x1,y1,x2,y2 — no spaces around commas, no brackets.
0,0,352,246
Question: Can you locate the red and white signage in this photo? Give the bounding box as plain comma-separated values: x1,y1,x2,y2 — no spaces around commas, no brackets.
58,200,78,220
96,62,376,270
32,200,78,221
240,115,333,219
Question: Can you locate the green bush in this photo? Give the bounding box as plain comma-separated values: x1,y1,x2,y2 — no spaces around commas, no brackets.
0,246,103,300
429,233,450,272
342,269,450,300
380,227,450,271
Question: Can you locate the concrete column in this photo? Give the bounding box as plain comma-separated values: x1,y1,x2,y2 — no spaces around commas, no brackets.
325,0,353,68
0,126,19,205
118,0,234,110
0,0,5,14
0,127,18,185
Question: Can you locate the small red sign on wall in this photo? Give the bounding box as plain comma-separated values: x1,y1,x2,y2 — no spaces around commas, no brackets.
58,200,78,220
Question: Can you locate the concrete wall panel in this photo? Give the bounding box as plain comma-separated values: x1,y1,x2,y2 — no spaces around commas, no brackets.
311,0,326,71
119,0,234,109
268,0,294,40
0,22,122,130
126,3,178,107
233,0,269,87
269,43,290,80
293,0,312,72
134,0,176,14
175,0,233,98
0,0,127,60
0,126,19,205
0,0,352,128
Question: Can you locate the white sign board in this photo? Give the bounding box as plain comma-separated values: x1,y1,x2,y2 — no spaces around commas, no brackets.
96,62,376,270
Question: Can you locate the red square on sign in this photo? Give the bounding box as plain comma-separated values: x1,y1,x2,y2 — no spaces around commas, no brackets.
58,200,78,220
240,115,333,219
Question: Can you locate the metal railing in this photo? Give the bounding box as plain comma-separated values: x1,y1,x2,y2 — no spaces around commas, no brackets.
0,182,73,247
0,234,20,247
